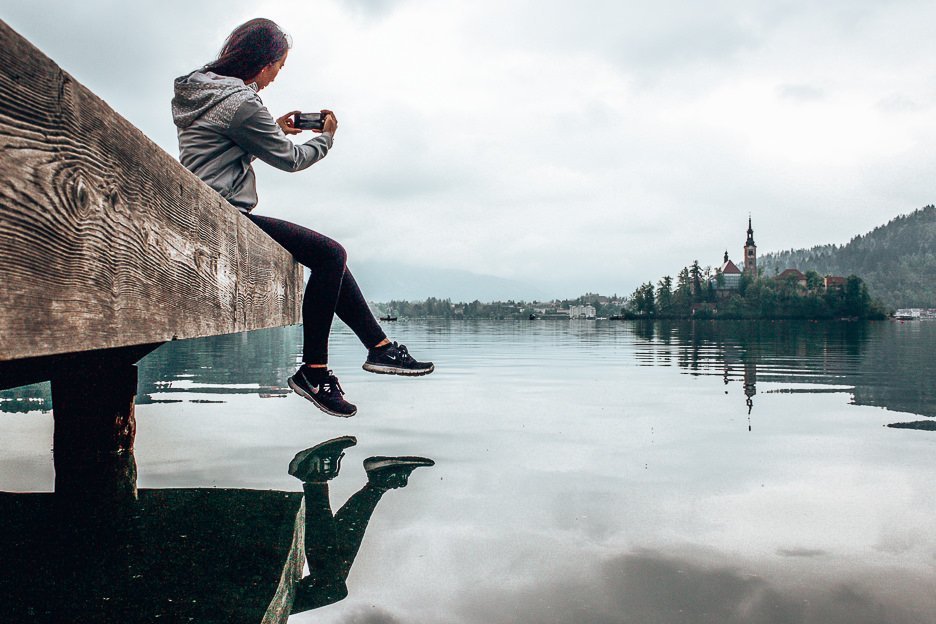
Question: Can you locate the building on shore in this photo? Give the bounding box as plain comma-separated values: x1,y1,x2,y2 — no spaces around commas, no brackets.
570,304,597,319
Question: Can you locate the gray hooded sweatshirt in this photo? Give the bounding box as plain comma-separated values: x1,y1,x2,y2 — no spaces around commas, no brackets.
171,70,333,213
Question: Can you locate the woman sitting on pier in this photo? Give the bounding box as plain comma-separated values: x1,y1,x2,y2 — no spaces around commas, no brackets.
171,18,433,417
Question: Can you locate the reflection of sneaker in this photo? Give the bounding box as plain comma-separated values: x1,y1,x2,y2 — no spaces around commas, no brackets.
288,436,358,482
288,368,357,417
291,577,349,613
363,342,434,376
364,456,435,489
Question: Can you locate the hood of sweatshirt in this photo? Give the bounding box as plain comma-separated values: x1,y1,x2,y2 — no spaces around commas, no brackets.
171,70,258,129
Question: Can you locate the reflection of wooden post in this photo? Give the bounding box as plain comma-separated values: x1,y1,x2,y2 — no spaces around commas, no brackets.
51,357,139,501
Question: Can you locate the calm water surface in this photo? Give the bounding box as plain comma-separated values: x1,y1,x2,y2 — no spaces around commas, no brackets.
2,320,935,622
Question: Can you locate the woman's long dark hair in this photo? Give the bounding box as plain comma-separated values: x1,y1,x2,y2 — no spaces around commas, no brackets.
204,18,291,81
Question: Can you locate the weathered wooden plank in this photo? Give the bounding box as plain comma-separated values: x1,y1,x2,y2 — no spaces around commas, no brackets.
0,20,303,362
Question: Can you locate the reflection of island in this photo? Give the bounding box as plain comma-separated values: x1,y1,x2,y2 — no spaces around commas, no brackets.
0,434,435,622
632,320,936,427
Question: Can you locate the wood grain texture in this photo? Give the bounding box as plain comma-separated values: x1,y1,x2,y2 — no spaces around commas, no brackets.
0,20,303,362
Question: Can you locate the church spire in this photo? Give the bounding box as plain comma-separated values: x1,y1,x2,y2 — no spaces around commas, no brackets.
743,215,757,277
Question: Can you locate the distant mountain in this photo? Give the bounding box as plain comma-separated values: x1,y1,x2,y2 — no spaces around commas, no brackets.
348,261,553,303
759,205,936,308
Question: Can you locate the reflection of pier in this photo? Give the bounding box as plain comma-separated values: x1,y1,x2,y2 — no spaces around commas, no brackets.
0,439,434,621
0,487,305,622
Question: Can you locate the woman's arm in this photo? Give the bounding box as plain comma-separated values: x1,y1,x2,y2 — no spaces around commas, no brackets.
226,99,333,172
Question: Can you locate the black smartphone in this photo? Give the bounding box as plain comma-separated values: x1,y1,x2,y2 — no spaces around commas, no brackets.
294,112,325,130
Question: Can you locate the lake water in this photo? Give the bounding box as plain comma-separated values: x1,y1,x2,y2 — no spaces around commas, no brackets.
2,319,935,622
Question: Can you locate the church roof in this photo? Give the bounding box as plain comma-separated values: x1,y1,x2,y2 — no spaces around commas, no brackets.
721,260,742,274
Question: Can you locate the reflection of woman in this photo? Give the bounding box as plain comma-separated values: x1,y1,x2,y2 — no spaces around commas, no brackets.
288,437,434,613
171,18,433,418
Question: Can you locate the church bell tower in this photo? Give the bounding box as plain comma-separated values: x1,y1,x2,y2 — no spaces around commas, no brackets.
743,216,757,277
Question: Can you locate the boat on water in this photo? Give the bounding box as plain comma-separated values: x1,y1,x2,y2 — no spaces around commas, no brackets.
380,315,398,322
894,309,922,320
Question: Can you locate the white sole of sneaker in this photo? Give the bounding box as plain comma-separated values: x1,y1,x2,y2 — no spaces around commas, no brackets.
361,362,435,376
364,456,436,471
288,377,357,418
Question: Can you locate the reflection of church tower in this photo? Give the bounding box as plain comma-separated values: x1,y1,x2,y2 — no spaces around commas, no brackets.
743,216,757,277
743,359,757,423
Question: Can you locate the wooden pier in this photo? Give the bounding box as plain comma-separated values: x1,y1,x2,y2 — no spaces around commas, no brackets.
0,20,306,621
0,17,302,457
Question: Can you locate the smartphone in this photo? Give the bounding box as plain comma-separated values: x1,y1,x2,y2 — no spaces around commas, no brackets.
294,112,325,130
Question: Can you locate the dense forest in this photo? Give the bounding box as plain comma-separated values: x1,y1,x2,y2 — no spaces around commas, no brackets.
758,205,936,308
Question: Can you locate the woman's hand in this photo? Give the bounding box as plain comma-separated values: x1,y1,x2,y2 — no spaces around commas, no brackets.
276,110,303,135
319,109,338,136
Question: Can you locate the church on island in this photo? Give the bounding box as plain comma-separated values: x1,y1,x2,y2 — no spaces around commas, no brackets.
715,217,757,295
716,217,844,296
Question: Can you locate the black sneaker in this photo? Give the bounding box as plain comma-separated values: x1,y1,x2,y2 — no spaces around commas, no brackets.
362,342,434,376
364,456,435,489
288,368,357,417
288,436,358,482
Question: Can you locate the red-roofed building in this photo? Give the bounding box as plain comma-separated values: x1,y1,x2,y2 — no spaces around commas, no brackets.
775,268,807,289
824,275,846,289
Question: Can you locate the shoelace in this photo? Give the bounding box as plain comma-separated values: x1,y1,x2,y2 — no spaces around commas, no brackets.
393,342,414,363
323,373,346,396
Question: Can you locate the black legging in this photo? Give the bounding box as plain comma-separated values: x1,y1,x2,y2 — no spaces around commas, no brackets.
247,213,386,365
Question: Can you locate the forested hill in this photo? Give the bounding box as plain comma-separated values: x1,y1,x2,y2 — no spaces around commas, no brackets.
759,205,936,308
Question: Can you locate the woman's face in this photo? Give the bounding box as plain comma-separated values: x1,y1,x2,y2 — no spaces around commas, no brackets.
254,50,288,91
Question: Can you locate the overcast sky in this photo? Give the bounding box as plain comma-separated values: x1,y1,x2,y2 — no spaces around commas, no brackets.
4,0,936,298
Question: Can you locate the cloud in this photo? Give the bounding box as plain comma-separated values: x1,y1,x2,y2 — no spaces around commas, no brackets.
776,547,828,558
777,84,825,101
456,548,928,624
6,0,936,299
335,606,404,624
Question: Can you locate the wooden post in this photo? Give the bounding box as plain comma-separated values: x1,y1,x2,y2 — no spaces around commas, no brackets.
50,348,149,501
